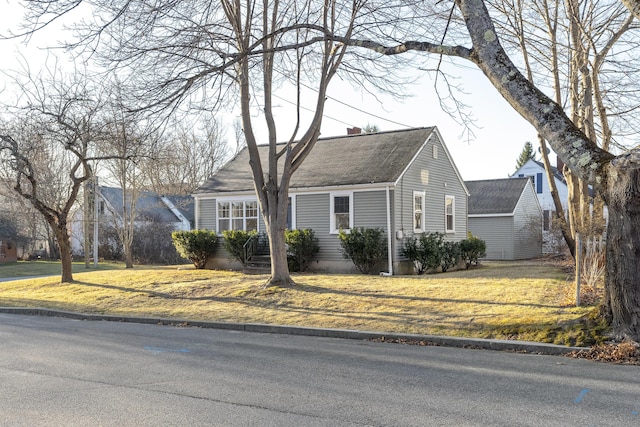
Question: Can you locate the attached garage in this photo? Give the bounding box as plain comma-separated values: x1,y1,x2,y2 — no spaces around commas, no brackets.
466,178,542,260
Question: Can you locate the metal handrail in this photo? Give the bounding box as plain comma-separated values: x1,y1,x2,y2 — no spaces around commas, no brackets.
242,234,258,265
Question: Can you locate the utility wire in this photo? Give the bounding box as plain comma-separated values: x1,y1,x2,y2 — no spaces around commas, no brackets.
273,69,415,130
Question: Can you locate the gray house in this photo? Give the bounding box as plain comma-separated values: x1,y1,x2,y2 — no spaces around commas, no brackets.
194,127,469,274
466,178,542,260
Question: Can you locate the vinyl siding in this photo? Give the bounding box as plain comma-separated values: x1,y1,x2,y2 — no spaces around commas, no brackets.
393,132,468,260
296,193,339,261
468,216,515,260
513,184,543,259
198,199,217,230
296,190,389,262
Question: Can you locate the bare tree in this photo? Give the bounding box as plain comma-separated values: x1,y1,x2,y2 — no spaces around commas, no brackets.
98,86,151,268
0,66,103,282
488,0,637,255
141,115,228,195
16,0,386,287
343,0,640,341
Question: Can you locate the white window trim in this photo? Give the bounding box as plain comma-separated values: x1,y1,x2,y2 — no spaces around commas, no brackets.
413,190,425,233
215,198,260,234
330,191,354,234
445,195,455,233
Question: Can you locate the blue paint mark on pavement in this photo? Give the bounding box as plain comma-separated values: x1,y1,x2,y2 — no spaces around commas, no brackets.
632,411,638,415
575,389,590,403
144,346,190,354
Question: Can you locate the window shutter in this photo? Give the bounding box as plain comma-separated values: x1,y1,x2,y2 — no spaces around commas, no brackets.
536,173,543,193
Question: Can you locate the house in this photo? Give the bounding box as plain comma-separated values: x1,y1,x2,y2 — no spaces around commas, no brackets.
466,178,542,260
70,187,194,255
0,238,18,263
512,158,568,234
193,127,469,274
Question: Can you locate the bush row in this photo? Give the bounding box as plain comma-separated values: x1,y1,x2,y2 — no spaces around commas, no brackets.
171,228,319,271
172,228,486,274
401,231,486,274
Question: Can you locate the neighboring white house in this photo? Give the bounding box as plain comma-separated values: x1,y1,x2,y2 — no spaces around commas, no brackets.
193,127,469,274
466,178,542,260
511,158,569,252
512,158,568,232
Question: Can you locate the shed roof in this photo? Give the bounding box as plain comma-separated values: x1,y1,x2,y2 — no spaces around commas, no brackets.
195,127,436,193
466,178,530,215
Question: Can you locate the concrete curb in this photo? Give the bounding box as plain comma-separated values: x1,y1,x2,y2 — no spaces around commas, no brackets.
0,306,587,356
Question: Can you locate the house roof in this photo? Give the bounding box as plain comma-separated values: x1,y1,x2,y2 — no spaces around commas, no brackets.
164,194,195,225
465,178,531,215
514,158,566,185
195,127,437,193
99,187,191,223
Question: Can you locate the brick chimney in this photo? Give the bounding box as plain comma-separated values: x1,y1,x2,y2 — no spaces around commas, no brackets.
556,156,565,172
347,127,362,135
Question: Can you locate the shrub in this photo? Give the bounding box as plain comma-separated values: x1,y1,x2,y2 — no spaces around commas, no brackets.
338,227,387,274
222,229,257,265
285,229,319,272
440,240,461,272
401,232,445,274
459,233,487,269
133,222,184,265
171,230,218,269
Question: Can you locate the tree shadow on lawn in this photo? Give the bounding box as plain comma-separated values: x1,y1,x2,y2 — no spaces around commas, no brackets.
72,281,240,303
291,282,562,310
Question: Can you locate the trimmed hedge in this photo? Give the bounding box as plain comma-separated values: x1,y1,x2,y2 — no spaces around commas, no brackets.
338,227,387,274
171,230,218,269
286,229,319,272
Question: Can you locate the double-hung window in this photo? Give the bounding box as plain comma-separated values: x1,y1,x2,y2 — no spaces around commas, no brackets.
218,202,231,232
330,192,353,233
445,195,455,233
413,191,425,233
217,200,259,233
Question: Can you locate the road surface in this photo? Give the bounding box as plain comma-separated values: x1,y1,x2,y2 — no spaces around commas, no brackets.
0,313,638,426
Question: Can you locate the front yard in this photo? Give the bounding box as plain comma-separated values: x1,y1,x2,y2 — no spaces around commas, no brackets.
0,258,605,346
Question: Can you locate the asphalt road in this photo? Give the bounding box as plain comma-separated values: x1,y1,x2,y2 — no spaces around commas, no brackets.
0,314,638,426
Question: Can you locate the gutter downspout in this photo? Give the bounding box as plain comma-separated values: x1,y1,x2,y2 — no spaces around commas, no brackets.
381,185,393,276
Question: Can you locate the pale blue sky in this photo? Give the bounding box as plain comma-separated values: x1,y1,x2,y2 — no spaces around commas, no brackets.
1,4,542,182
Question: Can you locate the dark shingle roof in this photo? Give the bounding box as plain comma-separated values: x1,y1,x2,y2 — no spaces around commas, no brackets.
466,178,530,215
164,195,195,225
100,187,180,223
196,127,436,193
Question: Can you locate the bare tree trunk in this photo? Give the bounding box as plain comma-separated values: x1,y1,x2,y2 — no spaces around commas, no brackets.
539,137,575,256
264,191,292,286
52,222,74,283
603,166,640,340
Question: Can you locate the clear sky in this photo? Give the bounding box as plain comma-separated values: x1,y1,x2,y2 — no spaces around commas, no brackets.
1,4,544,182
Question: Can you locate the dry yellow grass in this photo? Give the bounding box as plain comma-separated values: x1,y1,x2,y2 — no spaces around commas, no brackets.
0,260,600,345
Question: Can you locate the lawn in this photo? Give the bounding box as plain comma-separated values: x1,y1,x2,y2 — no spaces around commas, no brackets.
0,259,604,346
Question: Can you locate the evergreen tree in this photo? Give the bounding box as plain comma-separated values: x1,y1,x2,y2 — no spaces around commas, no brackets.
515,141,536,171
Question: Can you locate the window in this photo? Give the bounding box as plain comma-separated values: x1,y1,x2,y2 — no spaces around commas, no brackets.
413,191,425,232
217,202,230,232
445,195,455,233
330,192,353,233
245,201,258,231
432,145,438,159
217,200,258,233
